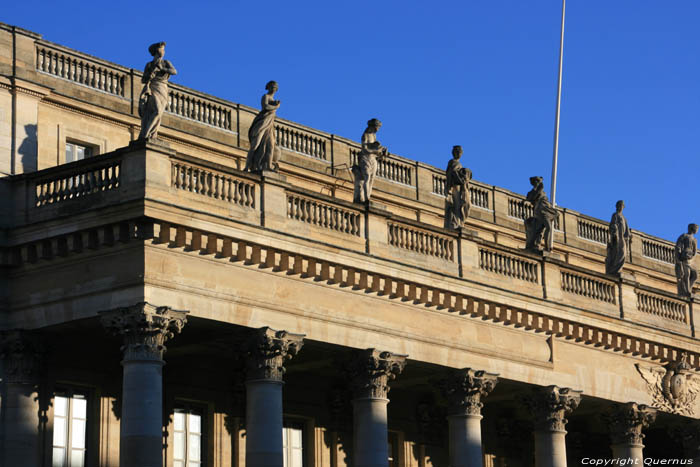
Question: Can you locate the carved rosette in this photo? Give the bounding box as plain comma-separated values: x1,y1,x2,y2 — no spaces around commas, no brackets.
440,368,499,416
348,348,407,400
605,402,657,446
245,327,304,382
522,385,582,432
0,330,44,384
100,302,188,362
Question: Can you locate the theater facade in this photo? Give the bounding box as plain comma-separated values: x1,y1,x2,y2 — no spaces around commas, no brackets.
0,23,699,467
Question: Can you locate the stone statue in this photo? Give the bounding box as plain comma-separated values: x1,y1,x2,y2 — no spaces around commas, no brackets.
605,200,631,275
444,145,472,230
675,223,698,297
138,42,177,141
524,176,557,252
245,81,281,172
352,118,388,203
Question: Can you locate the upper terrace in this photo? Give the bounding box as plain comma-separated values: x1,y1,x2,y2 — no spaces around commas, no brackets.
0,24,698,349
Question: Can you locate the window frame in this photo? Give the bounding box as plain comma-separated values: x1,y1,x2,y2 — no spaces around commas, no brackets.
170,402,207,467
51,388,90,467
282,420,306,467
65,140,96,164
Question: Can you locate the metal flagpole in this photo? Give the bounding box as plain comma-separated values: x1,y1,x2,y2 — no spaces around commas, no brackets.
550,0,566,207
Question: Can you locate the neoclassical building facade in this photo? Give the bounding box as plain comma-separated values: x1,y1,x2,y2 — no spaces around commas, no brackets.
0,23,699,467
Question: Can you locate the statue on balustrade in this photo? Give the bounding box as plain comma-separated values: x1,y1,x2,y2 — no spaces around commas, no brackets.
444,145,472,230
524,176,557,252
605,200,631,275
352,118,388,203
675,223,698,297
245,81,281,173
138,42,177,141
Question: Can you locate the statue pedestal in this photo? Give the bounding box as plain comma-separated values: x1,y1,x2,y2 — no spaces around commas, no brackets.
261,170,287,183
128,137,170,149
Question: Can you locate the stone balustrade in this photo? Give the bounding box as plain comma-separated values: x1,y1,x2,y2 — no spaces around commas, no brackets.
167,86,234,131
275,124,329,161
3,143,699,341
577,218,609,245
350,148,413,185
641,237,675,264
35,42,127,97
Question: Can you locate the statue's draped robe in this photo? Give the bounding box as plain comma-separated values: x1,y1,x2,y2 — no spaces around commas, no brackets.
605,212,629,275
138,59,175,140
354,131,383,203
675,233,698,296
245,94,280,172
525,185,557,250
444,159,471,229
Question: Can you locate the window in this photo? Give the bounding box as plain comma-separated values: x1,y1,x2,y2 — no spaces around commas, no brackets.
65,142,93,163
52,393,87,467
282,423,304,467
173,408,203,467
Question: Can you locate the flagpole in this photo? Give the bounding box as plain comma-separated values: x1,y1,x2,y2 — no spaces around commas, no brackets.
550,0,566,207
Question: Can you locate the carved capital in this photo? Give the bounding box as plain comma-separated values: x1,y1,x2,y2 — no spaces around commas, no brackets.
246,327,304,382
668,422,700,459
605,402,657,446
0,330,44,384
100,302,188,361
522,385,582,432
440,368,498,416
348,348,407,399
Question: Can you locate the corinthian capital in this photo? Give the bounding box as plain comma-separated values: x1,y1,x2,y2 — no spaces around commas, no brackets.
605,402,657,446
0,330,44,384
246,327,305,382
440,368,499,416
348,348,407,399
100,302,188,361
522,385,582,432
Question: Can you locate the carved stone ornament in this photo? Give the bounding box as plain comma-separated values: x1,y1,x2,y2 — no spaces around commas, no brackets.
604,402,657,446
0,330,44,384
636,353,700,417
521,385,582,432
100,302,188,361
246,327,304,382
348,348,407,399
440,368,498,416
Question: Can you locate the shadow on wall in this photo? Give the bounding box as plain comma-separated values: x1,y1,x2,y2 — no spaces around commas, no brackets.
17,124,37,173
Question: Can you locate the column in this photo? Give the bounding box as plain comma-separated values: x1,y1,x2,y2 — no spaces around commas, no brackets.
244,327,304,467
605,402,656,462
440,368,498,467
668,422,700,462
523,385,582,467
100,302,188,467
0,330,44,467
348,348,407,467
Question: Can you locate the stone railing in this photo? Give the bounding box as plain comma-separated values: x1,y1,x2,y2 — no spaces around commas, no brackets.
171,161,255,208
35,43,126,97
350,149,413,185
287,193,360,236
35,159,121,207
478,247,539,283
167,87,233,131
578,218,609,245
387,223,454,261
641,237,675,264
508,197,534,221
560,269,617,304
636,290,687,323
275,124,328,161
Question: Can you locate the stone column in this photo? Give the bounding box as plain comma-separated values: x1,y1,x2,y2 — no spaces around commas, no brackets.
668,422,700,462
440,368,498,467
100,302,188,467
0,330,44,467
244,327,304,467
348,348,407,467
522,385,582,467
605,402,656,462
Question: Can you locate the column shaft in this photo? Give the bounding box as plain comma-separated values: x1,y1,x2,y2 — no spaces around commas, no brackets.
534,430,567,467
120,360,165,467
611,444,644,463
448,414,483,467
245,380,284,467
353,397,389,467
1,382,42,467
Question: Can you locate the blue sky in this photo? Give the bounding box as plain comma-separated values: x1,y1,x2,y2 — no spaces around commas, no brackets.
5,1,699,242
